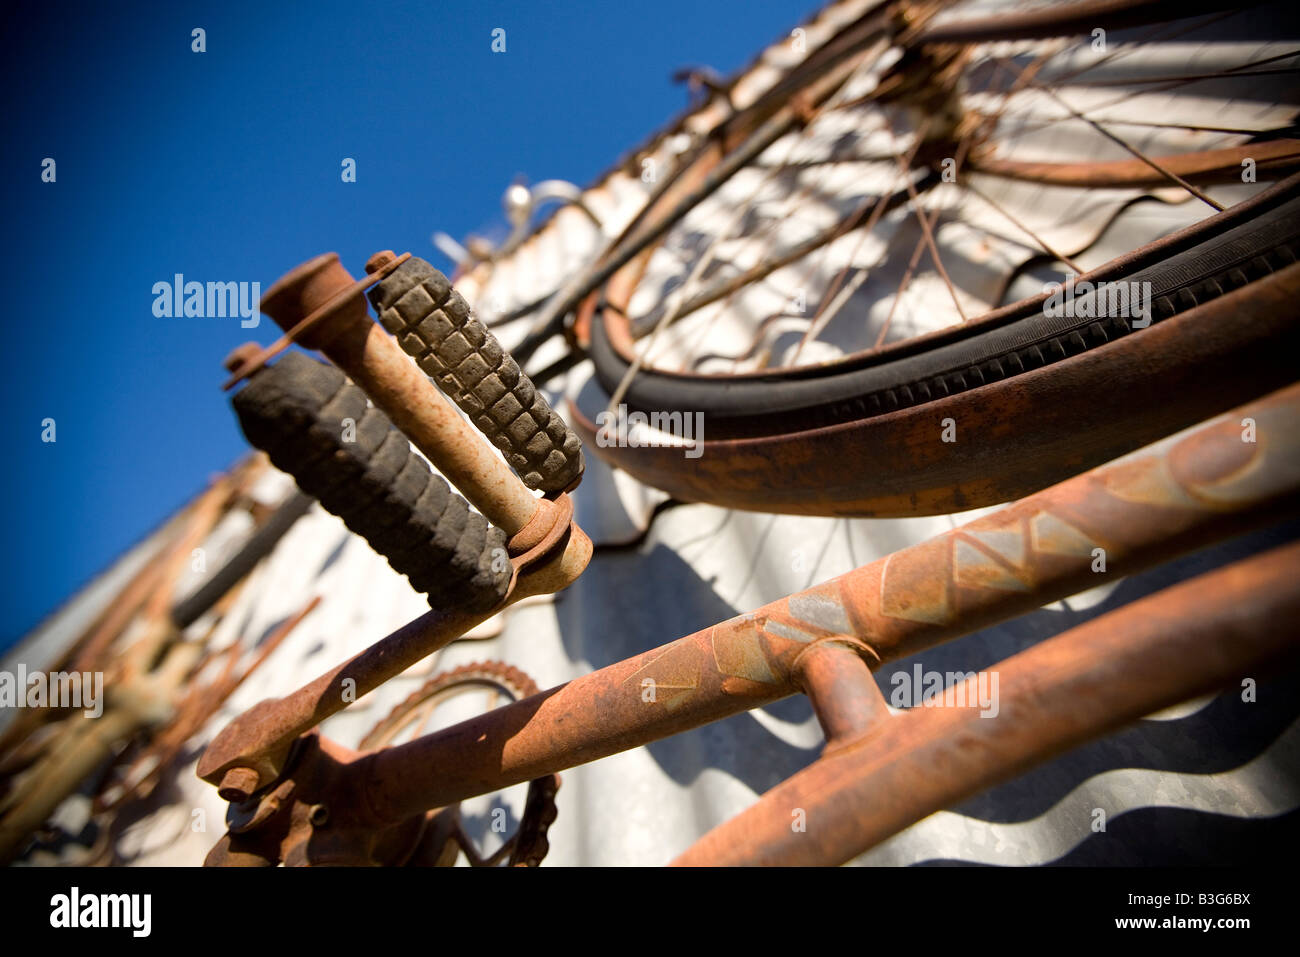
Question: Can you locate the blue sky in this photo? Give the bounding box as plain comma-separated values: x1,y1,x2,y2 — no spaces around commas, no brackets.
1,0,814,650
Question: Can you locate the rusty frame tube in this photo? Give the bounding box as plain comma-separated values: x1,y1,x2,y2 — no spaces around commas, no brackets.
198,603,488,801
911,0,1259,45
673,540,1300,865
969,140,1300,189
90,594,318,826
794,639,888,751
195,525,592,801
336,381,1300,827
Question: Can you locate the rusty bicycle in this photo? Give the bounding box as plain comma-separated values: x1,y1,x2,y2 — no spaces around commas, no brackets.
193,0,1300,867
198,247,1300,865
6,0,1297,868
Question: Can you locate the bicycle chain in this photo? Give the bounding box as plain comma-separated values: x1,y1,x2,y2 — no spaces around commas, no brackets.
361,660,559,867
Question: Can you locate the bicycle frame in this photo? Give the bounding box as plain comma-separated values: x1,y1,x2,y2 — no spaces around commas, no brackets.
201,380,1300,866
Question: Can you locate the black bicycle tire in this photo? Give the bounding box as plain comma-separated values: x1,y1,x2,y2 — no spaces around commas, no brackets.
590,183,1300,439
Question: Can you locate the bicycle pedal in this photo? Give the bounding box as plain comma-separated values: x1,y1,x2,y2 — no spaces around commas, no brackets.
230,351,511,612
366,255,584,494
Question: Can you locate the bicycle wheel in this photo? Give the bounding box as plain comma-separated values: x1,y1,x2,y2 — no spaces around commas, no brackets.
567,0,1300,515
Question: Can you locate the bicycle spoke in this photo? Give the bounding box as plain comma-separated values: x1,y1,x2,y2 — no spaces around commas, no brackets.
597,0,1298,390
963,180,1084,273
992,47,1300,146
610,59,884,404
1036,84,1225,209
1038,8,1247,88
786,126,925,362
875,203,940,350
898,153,970,321
1070,65,1300,87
